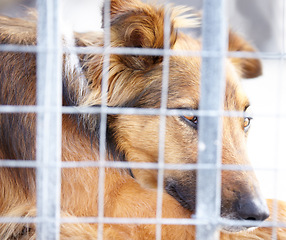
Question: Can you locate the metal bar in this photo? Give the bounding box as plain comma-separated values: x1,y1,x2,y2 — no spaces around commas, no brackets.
2,43,286,59
196,0,227,239
1,105,286,119
155,7,172,240
97,1,111,239
1,215,286,228
2,159,286,172
36,0,62,239
0,105,254,117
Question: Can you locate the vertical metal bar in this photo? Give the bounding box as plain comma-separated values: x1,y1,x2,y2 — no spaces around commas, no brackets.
155,7,171,240
196,0,227,239
36,0,62,239
97,0,111,239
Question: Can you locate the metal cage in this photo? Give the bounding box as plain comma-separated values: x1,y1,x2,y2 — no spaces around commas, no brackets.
0,0,285,239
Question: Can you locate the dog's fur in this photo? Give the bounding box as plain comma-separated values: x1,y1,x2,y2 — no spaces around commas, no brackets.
0,0,285,239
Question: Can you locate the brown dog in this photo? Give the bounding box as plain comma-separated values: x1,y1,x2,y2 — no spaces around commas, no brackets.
0,0,285,239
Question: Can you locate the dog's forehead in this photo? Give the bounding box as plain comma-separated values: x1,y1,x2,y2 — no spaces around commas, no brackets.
224,60,250,110
169,33,250,110
167,56,201,108
166,56,249,110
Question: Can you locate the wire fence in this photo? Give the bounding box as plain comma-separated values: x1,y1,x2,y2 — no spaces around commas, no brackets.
0,0,285,239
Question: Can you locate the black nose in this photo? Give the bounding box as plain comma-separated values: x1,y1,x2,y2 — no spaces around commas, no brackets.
236,198,270,221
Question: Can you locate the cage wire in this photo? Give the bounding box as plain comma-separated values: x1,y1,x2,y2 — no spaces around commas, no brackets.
0,0,285,239
195,0,226,239
36,0,62,239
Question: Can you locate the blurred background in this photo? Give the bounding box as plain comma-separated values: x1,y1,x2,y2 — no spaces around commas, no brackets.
0,0,285,201
1,0,284,52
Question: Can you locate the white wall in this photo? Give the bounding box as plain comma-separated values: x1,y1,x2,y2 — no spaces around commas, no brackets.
243,59,286,201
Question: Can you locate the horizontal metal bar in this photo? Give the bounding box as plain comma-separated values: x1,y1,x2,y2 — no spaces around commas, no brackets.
0,216,285,228
0,105,267,118
1,159,285,172
0,43,286,59
0,105,285,120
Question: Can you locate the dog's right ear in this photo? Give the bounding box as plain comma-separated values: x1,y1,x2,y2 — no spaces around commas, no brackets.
228,31,262,79
106,0,178,70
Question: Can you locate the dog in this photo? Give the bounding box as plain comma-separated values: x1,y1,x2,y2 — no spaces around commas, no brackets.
0,0,285,239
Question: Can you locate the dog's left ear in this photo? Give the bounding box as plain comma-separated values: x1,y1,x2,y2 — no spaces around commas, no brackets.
109,3,177,70
228,31,262,78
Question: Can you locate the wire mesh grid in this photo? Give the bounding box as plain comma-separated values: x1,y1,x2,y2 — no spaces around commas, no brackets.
0,0,285,239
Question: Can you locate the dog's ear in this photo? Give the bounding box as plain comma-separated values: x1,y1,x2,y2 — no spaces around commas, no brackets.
107,0,141,21
107,0,177,70
228,31,262,78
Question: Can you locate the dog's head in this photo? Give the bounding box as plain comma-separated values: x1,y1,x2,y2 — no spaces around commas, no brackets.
80,0,269,232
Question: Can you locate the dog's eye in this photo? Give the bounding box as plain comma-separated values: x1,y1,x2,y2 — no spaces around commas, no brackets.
243,117,252,132
185,116,198,124
182,115,198,129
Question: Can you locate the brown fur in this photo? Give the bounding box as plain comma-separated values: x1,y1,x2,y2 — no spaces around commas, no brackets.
0,0,285,239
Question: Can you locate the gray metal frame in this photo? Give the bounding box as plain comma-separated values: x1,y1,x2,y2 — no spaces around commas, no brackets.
36,0,62,239
196,0,226,239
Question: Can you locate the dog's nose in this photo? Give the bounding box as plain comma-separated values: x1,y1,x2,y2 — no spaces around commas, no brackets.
236,197,270,221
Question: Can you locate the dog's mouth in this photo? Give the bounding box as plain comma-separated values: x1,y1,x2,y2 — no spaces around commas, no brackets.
221,214,262,233
220,209,268,233
221,225,256,233
164,179,268,233
220,213,259,233
164,179,196,212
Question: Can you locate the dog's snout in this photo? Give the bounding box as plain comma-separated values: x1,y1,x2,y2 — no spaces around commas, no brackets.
236,197,270,221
